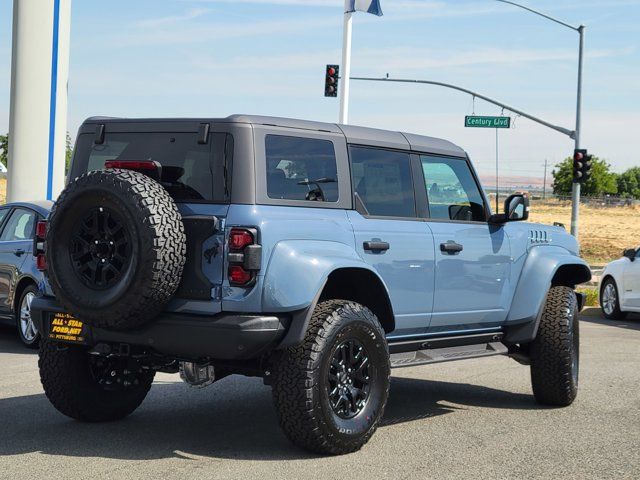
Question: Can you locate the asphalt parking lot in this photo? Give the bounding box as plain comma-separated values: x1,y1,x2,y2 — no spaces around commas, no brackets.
0,310,638,480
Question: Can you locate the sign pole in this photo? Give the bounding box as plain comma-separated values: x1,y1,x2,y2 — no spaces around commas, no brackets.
495,128,499,213
339,10,353,125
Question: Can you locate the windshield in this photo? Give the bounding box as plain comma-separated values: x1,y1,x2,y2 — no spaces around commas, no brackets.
71,131,232,202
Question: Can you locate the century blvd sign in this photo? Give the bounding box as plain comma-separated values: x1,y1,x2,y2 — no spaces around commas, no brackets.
465,116,511,128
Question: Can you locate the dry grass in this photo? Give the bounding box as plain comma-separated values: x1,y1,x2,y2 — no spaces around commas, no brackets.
529,200,639,265
0,178,632,265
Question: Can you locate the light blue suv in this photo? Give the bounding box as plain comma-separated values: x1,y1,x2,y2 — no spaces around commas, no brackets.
32,115,591,455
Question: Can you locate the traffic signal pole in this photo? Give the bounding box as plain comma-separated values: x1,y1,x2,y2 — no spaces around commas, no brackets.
350,76,576,139
496,2,586,238
570,25,585,238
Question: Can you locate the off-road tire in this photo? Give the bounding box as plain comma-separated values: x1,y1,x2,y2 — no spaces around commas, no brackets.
39,339,155,422
46,169,186,330
529,286,580,406
600,277,627,320
271,300,390,455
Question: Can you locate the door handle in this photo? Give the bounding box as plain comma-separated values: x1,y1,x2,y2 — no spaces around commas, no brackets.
13,249,25,257
440,241,463,255
363,241,390,252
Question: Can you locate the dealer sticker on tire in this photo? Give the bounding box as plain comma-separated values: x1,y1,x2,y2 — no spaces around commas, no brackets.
49,313,88,344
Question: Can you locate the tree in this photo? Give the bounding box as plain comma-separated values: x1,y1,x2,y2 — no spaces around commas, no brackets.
616,167,640,199
65,132,73,173
552,156,618,197
0,132,73,171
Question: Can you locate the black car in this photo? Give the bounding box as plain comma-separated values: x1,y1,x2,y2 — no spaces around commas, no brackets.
0,201,51,347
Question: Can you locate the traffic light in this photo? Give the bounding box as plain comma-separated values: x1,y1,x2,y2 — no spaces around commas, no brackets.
324,64,339,97
581,152,593,182
573,149,592,183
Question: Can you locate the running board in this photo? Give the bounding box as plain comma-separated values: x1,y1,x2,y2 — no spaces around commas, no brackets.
389,333,508,369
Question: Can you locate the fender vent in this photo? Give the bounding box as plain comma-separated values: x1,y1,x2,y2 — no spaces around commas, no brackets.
528,229,551,244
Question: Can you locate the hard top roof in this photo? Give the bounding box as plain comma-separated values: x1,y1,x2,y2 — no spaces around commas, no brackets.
83,114,467,158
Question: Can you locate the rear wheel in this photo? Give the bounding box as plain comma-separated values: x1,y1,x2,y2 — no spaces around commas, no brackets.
530,286,580,406
271,300,390,455
38,340,155,422
600,277,627,320
16,285,40,348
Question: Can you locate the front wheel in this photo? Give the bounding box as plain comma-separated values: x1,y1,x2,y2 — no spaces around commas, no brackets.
271,300,390,455
529,286,580,406
39,340,155,422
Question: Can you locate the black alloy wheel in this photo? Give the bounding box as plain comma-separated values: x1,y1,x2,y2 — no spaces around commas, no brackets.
327,338,371,419
71,206,132,290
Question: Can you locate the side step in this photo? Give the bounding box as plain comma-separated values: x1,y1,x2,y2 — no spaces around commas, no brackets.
388,333,508,369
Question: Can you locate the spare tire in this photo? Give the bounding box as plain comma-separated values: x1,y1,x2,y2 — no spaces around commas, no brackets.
46,169,186,330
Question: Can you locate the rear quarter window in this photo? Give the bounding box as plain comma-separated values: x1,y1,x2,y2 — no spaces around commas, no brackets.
71,131,232,203
265,135,339,203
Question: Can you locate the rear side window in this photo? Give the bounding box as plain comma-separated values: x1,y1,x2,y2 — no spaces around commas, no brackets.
72,131,232,203
0,208,35,241
350,146,416,218
265,135,339,202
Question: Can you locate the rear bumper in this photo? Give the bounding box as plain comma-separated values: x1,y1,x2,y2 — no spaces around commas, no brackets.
31,296,290,361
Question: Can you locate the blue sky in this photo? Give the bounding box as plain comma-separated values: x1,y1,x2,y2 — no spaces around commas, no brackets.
1,0,639,182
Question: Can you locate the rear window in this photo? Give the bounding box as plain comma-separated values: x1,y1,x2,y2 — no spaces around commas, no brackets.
71,131,233,202
265,135,339,202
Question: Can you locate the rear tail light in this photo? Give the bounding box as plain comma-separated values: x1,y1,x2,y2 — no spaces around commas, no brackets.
36,254,48,271
229,229,254,251
34,220,48,271
229,265,252,285
227,227,261,286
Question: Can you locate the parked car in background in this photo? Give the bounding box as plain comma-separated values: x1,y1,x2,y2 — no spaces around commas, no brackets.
600,247,640,319
0,201,51,347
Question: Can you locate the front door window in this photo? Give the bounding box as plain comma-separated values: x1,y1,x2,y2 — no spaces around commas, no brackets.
421,156,487,222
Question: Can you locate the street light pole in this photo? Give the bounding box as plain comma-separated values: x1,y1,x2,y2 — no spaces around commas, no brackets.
571,25,585,237
496,0,585,238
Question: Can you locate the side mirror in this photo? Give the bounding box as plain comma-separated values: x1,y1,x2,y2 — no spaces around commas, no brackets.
489,194,530,224
623,248,637,261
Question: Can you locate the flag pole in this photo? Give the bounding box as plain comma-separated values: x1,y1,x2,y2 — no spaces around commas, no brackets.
339,9,352,125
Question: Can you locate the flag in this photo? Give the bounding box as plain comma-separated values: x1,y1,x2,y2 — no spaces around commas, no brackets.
345,0,383,16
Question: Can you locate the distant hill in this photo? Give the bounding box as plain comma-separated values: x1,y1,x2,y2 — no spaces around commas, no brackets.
479,174,548,191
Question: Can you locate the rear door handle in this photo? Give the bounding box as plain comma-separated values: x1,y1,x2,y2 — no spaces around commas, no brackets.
14,249,25,257
440,241,463,255
363,241,390,252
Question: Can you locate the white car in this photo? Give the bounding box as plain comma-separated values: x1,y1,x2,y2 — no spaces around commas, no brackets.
600,247,640,319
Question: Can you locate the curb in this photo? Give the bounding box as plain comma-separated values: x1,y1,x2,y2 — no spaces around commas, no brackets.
581,306,601,317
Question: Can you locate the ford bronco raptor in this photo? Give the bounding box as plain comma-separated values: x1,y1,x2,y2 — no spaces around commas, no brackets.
32,115,591,455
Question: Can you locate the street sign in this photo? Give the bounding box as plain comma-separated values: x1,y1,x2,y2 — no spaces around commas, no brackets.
465,116,511,128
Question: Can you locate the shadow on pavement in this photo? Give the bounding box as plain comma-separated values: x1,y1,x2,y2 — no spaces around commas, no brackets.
580,312,640,331
0,324,37,355
0,374,539,461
